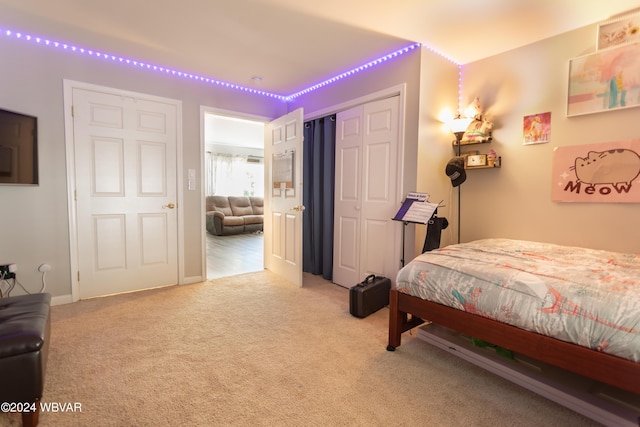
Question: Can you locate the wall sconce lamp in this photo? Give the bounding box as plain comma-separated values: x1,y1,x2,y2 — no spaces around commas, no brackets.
449,114,473,152
450,97,481,148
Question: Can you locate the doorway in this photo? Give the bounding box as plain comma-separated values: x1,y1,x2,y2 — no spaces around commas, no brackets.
203,111,265,279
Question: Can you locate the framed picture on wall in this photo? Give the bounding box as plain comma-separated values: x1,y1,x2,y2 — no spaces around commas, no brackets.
597,13,640,51
523,112,551,145
567,42,640,117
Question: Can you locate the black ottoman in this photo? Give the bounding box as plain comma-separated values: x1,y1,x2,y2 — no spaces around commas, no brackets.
0,293,51,427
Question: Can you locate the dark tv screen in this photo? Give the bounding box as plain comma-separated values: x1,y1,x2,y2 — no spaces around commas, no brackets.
0,108,38,185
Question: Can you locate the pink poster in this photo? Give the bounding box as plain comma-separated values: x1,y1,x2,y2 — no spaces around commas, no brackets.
523,112,551,145
552,140,640,203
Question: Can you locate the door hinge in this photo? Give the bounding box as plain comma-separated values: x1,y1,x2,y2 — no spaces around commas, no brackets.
71,105,75,117
77,271,80,281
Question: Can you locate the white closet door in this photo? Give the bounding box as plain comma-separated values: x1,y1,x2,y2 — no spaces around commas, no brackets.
333,96,400,287
360,97,399,280
333,105,363,287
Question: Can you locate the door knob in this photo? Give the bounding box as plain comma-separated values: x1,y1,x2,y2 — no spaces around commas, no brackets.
163,203,176,209
291,205,306,212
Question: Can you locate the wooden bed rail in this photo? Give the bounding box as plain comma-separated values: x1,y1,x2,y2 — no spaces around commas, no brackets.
387,289,640,395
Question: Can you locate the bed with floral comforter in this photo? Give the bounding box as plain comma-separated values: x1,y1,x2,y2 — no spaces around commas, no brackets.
395,239,640,363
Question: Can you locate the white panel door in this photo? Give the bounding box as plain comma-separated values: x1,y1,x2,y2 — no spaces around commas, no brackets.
361,97,399,278
333,96,400,287
264,109,304,287
73,87,178,298
333,106,363,287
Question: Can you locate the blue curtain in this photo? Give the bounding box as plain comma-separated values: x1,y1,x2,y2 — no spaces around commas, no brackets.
303,115,336,280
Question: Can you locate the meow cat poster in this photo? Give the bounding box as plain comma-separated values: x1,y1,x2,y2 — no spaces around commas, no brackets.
552,139,640,203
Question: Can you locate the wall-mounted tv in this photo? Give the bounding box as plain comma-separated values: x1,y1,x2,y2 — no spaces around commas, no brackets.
0,108,38,185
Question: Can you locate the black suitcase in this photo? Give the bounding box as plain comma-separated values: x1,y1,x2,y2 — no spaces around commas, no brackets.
349,274,391,318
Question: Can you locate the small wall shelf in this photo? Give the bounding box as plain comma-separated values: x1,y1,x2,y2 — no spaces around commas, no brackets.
452,138,493,148
465,156,501,169
452,136,501,170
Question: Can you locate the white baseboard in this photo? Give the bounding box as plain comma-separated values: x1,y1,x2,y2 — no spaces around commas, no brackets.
182,275,204,285
49,277,204,306
47,277,203,306
417,323,640,427
51,294,74,306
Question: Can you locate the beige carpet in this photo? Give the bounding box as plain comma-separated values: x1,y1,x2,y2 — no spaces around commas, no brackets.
1,271,598,427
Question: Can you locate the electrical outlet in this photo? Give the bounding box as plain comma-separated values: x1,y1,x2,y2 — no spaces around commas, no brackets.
38,264,51,272
0,263,17,280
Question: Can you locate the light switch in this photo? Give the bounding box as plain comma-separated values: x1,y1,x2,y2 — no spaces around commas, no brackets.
188,168,196,190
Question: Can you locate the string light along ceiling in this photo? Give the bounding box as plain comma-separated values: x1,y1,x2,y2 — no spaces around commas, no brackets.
0,27,461,102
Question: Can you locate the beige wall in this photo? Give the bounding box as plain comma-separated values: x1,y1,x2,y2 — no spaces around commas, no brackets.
3,19,636,300
0,37,429,299
414,49,461,253
459,24,639,253
0,38,286,299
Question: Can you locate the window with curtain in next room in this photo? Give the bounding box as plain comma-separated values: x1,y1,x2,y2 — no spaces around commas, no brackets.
205,152,264,197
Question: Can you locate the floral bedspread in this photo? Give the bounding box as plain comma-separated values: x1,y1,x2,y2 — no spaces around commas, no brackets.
395,239,640,362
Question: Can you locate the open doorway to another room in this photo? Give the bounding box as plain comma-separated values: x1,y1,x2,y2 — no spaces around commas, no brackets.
204,112,265,279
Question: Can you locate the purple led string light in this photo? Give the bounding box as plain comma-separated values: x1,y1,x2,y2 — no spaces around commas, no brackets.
1,27,457,101
458,65,465,113
0,27,287,100
286,43,424,101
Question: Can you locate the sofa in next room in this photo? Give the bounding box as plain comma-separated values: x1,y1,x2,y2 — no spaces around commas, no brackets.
205,195,264,236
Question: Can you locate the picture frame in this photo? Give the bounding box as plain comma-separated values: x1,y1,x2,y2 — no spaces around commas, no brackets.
523,112,551,145
567,42,640,117
466,154,487,167
597,12,640,51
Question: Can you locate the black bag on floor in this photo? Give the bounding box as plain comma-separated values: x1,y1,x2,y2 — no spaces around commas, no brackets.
349,274,391,318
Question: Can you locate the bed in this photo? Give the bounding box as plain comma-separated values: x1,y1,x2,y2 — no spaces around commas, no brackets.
387,238,640,395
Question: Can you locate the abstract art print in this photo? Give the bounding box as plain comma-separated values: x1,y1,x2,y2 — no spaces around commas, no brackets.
567,43,640,117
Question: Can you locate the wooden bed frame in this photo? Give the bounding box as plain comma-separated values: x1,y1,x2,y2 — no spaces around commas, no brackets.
387,288,640,395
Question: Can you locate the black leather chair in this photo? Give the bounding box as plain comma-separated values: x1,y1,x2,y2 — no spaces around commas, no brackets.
0,293,51,427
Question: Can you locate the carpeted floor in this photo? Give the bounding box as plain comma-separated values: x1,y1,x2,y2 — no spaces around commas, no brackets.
0,271,598,426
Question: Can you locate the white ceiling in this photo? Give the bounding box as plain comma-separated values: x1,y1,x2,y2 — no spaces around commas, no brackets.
205,114,265,149
0,0,639,96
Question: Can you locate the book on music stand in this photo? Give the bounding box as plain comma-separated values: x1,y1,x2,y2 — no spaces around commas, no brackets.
393,192,439,224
